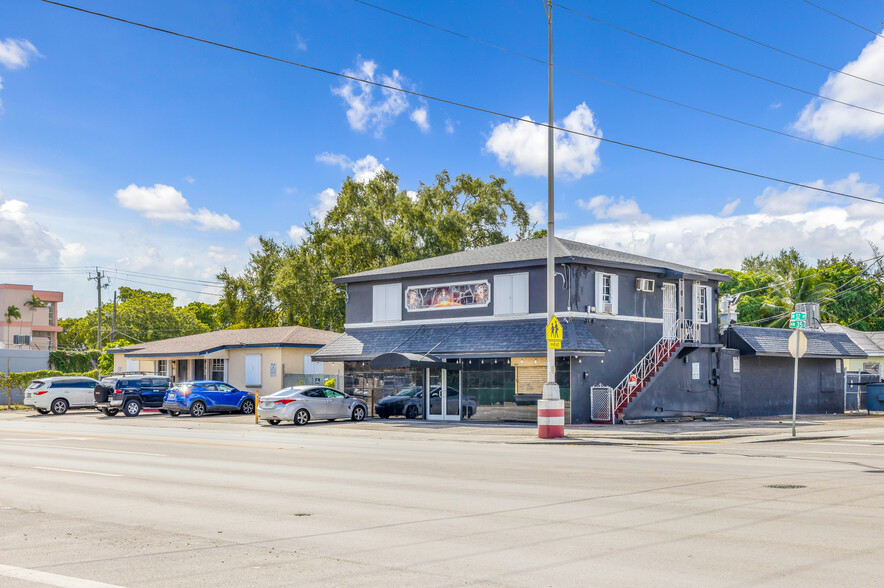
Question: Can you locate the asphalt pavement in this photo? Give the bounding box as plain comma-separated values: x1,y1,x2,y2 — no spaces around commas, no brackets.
0,409,882,587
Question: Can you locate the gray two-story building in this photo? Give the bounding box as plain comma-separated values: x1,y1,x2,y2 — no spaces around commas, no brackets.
313,237,733,423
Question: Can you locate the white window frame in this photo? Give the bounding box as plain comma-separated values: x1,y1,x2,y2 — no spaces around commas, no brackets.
493,273,529,316
210,358,225,381
595,272,619,315
245,354,262,387
694,284,712,324
155,359,169,377
372,283,402,323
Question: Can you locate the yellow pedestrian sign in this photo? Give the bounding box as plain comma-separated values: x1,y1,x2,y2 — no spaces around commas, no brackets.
546,316,563,350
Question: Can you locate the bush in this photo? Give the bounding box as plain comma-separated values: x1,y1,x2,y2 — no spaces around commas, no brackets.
48,350,101,373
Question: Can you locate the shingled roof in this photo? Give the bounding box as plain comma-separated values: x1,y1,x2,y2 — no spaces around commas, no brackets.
726,325,866,359
821,323,884,356
335,237,730,284
108,326,339,358
313,319,606,361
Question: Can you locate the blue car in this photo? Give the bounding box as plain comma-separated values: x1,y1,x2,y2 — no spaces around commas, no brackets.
162,381,255,417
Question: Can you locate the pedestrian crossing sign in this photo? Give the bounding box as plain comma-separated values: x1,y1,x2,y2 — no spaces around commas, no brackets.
546,316,563,349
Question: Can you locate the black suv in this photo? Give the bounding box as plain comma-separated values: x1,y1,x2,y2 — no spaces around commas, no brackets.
93,375,172,417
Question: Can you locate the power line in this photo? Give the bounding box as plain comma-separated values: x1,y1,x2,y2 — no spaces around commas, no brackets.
647,0,884,88
350,0,884,163
847,303,884,327
34,0,884,209
799,0,884,41
554,2,884,117
730,253,884,297
99,267,223,287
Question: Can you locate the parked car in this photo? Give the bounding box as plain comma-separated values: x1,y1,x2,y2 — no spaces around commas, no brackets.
162,381,255,417
93,375,172,417
257,386,367,426
375,386,477,419
23,377,100,415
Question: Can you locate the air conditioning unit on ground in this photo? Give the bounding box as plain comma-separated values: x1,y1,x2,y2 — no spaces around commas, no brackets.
636,278,655,292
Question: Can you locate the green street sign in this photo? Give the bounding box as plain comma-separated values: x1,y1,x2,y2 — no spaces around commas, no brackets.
789,319,806,329
790,311,806,321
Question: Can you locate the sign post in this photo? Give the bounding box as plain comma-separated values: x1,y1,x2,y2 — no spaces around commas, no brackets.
539,316,565,438
788,312,808,437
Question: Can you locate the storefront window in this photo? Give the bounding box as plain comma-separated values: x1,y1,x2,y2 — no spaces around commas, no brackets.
343,362,424,417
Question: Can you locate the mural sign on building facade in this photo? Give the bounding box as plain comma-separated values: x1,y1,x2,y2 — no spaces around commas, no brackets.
405,281,490,312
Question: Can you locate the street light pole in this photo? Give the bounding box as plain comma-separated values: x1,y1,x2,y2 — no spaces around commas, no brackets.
539,0,564,439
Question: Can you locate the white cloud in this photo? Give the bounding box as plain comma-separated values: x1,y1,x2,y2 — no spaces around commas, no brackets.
753,173,878,215
0,192,67,264
315,152,385,183
332,57,411,136
295,34,307,52
485,103,602,180
445,118,455,134
793,34,884,142
288,225,307,244
184,176,195,184
719,199,740,216
311,188,338,222
527,202,545,224
564,174,884,271
577,195,649,222
410,107,430,132
114,184,240,231
0,39,40,70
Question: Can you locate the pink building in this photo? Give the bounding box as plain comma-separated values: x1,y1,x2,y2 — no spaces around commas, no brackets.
0,284,64,351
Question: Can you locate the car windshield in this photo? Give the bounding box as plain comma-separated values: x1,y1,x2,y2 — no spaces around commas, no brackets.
26,381,44,389
394,388,421,397
173,384,194,392
263,388,301,399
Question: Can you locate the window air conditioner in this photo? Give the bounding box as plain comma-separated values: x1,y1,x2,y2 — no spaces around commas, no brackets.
603,303,614,314
636,278,655,292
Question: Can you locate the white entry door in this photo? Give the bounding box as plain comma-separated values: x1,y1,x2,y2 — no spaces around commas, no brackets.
425,369,461,421
663,283,677,339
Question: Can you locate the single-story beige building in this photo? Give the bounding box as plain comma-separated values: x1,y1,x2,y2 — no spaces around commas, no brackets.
108,326,342,394
822,323,884,376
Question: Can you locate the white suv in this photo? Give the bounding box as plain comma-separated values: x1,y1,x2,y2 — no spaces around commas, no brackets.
23,377,100,415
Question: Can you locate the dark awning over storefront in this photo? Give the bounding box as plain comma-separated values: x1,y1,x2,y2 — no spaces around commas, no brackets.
370,352,462,370
313,319,606,362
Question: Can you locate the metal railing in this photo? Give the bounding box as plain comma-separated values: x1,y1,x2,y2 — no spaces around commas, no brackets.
612,319,698,417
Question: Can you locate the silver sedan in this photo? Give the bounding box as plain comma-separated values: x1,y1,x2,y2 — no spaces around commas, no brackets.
257,386,367,426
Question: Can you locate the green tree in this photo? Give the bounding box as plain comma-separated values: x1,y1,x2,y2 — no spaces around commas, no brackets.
23,295,45,341
220,169,534,331
4,305,21,346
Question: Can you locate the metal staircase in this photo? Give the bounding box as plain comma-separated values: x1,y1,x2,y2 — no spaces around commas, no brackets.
611,319,699,422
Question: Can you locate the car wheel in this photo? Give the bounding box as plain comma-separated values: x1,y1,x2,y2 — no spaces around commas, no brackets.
267,419,280,426
50,398,69,415
377,412,389,419
294,408,309,426
123,399,142,417
465,407,474,420
240,398,255,415
36,408,49,415
351,406,366,421
189,401,206,418
405,405,418,420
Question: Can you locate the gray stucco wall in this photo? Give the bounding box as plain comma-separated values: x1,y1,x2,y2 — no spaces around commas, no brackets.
621,347,719,419
734,356,843,416
0,350,50,403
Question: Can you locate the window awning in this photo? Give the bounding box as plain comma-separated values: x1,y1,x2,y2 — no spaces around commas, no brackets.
312,319,606,362
370,353,462,370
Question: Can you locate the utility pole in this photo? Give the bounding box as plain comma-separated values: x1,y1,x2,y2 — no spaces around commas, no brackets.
88,269,109,377
111,290,117,344
539,0,565,439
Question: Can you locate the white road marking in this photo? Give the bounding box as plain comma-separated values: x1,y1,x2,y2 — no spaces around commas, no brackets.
1,442,166,457
33,467,122,478
0,563,126,587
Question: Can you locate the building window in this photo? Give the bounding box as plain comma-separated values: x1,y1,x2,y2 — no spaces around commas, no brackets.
211,359,225,381
595,272,618,314
245,354,261,387
47,302,55,324
156,359,169,376
372,283,402,323
493,273,529,315
694,284,712,324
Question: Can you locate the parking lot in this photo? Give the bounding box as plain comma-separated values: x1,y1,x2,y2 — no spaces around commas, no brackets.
0,409,883,587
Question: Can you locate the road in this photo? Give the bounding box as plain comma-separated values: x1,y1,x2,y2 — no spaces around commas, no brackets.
0,410,882,587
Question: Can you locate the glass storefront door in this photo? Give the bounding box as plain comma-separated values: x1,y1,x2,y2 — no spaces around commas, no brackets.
425,368,461,421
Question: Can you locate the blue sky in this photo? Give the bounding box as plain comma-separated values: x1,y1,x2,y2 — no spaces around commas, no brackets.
2,0,884,317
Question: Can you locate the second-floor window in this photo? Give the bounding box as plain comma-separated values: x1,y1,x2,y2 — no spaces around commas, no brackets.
494,273,528,315
694,284,712,324
372,283,402,323
595,272,619,314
